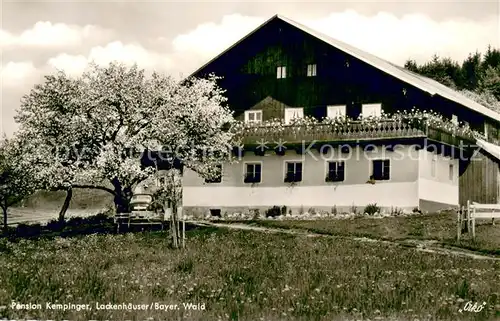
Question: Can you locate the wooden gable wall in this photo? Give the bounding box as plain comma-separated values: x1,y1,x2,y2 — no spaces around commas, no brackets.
193,18,499,138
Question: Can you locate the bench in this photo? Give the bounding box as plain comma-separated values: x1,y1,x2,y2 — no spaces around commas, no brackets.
467,201,499,240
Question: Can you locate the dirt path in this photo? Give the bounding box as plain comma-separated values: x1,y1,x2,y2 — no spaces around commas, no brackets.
195,222,500,261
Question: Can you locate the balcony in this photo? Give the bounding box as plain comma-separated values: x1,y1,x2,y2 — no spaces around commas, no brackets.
234,120,477,149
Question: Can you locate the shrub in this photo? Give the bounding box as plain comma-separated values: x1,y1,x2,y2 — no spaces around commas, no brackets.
265,206,282,218
350,203,358,215
364,203,381,215
391,206,404,216
16,223,42,238
67,216,84,227
280,206,287,216
252,209,260,220
46,219,65,232
85,213,111,225
412,207,422,214
331,205,338,216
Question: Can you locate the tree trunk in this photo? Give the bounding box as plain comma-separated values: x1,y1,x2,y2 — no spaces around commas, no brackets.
160,169,184,249
179,193,184,249
58,186,73,223
171,201,179,249
1,205,7,233
112,180,133,214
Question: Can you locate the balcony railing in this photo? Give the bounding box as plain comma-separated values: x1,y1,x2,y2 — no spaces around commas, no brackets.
235,120,476,148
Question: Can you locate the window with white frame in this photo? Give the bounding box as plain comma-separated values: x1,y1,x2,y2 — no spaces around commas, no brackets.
371,159,390,180
244,110,262,123
449,163,454,181
327,105,346,118
431,155,437,178
307,64,317,77
362,103,382,118
244,163,262,183
284,161,302,183
326,161,345,182
276,66,287,79
284,107,304,124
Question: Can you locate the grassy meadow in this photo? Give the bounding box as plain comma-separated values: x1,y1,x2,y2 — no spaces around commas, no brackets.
0,220,499,321
248,212,500,256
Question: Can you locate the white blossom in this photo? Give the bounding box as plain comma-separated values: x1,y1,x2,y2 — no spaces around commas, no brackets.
15,62,235,213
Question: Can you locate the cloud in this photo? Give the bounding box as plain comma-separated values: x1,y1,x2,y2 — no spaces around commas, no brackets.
306,11,499,65
1,62,40,136
47,41,172,76
1,21,113,48
165,14,265,77
169,11,499,70
172,14,264,58
42,12,500,80
46,53,88,76
1,61,38,87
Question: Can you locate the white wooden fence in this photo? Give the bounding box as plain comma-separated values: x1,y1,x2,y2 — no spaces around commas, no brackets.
457,200,498,241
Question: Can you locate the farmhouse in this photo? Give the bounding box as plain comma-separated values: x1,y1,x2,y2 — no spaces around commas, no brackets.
178,14,500,216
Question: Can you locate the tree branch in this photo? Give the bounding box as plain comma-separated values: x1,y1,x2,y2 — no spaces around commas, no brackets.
72,184,115,195
110,116,125,142
109,100,125,142
129,120,149,137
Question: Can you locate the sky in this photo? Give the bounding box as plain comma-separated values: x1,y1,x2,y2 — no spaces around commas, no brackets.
1,1,499,136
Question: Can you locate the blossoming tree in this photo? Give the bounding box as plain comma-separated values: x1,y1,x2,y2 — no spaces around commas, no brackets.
0,136,37,231
15,62,235,229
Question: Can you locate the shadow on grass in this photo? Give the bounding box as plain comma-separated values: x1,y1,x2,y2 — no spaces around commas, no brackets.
1,213,206,242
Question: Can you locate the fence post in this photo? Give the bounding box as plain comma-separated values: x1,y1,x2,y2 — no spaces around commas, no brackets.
466,200,470,233
457,207,462,242
471,203,476,241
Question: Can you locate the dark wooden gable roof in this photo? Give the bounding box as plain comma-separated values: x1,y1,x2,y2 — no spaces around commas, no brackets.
188,14,500,123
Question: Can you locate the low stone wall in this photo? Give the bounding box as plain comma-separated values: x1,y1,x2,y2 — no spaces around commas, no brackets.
183,205,421,220
183,211,431,221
